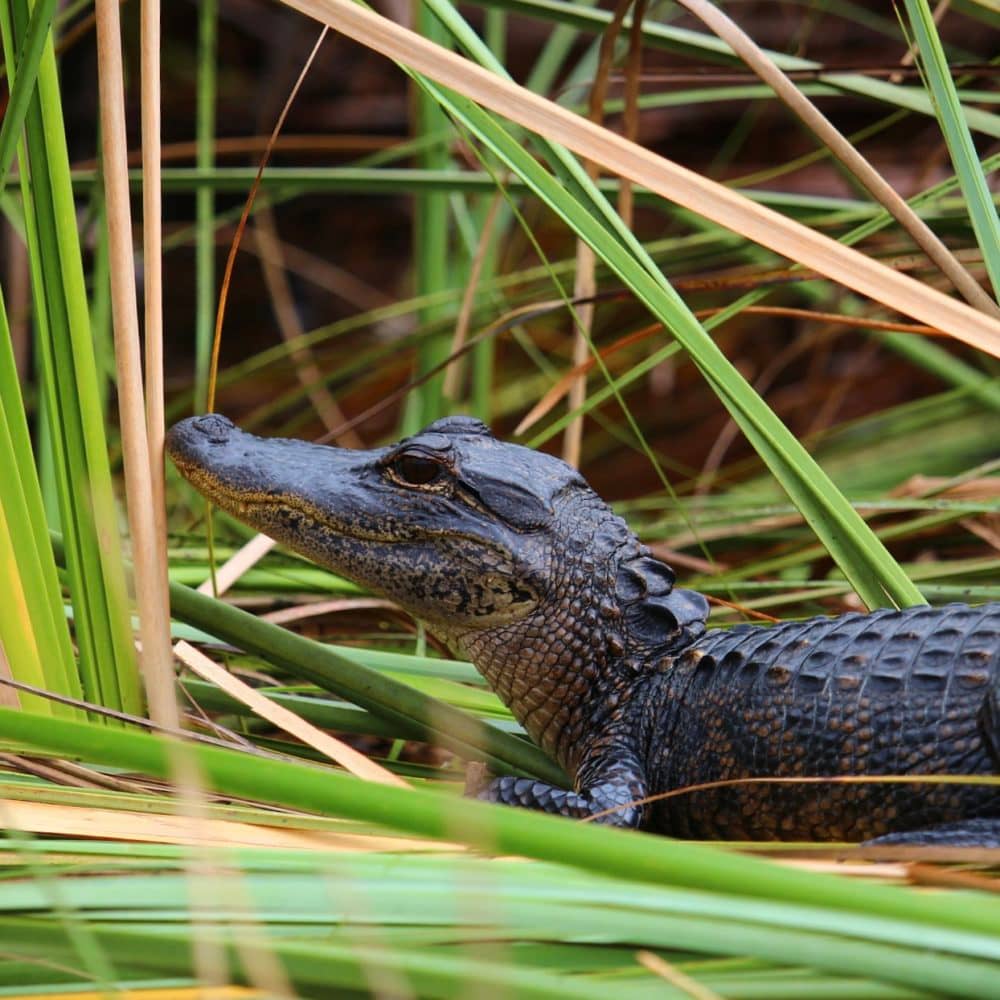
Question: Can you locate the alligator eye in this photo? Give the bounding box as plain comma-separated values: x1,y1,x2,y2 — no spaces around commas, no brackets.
392,453,444,486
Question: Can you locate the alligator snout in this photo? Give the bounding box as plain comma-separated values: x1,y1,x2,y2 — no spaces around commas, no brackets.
176,413,234,444
165,413,239,465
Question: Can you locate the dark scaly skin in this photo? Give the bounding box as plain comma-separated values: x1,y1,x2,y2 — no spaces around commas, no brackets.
649,604,1000,840
166,413,1000,844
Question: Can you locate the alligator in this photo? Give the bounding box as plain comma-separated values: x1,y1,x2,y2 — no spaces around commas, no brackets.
167,413,1000,845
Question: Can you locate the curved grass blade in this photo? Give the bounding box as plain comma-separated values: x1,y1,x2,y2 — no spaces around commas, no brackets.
0,848,992,997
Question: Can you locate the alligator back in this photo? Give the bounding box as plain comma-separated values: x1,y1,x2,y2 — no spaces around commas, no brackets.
649,602,1000,840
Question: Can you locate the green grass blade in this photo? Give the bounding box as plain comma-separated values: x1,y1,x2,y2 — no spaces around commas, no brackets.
0,912,993,998
0,918,633,999
402,5,453,432
0,0,57,187
0,289,80,716
167,575,564,783
1,2,141,715
195,0,218,411
3,846,994,996
902,0,1000,303
400,0,926,607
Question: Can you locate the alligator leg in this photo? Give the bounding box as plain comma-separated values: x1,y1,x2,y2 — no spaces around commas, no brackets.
476,750,649,828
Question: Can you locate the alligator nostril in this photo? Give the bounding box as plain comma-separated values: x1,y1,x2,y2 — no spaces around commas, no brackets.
191,413,235,443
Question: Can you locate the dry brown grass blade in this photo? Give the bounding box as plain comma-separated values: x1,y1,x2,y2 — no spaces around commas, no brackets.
644,544,726,577
174,530,405,787
891,474,1000,500
1,753,154,793
255,206,364,445
280,0,1000,357
95,0,176,726
194,533,278,597
688,593,778,622
566,242,595,468
665,512,805,551
241,224,394,312
637,951,724,1000
0,798,442,852
962,515,1000,553
907,861,1000,893
516,322,661,434
674,247,985,294
766,859,912,880
262,597,398,625
892,0,951,83
675,0,998,316
701,307,938,334
142,0,167,566
174,641,409,787
443,190,503,400
564,0,633,468
846,843,1000,865
0,752,105,789
620,0,647,225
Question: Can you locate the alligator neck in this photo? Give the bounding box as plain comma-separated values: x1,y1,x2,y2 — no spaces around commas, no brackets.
444,496,651,774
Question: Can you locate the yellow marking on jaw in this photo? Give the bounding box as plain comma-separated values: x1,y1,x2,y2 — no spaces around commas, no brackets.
174,460,396,543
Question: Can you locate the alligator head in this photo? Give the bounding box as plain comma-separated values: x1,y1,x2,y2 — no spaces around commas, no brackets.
167,414,708,767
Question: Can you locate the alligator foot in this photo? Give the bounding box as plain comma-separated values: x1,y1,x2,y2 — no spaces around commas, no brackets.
863,818,1000,848
475,774,645,828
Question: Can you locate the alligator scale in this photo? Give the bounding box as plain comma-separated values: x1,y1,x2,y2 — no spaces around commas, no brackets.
167,414,1000,845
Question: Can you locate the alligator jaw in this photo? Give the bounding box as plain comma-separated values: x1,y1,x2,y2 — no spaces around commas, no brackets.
166,413,386,540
